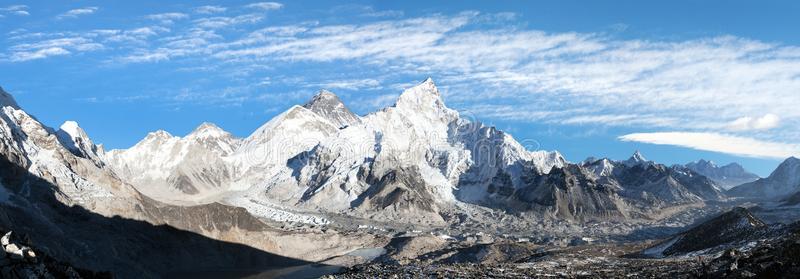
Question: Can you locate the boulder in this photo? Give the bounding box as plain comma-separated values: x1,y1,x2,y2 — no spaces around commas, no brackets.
0,231,10,246
4,244,23,260
22,248,35,262
4,243,19,254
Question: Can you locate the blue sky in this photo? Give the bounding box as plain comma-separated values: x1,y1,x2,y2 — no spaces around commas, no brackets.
1,0,799,176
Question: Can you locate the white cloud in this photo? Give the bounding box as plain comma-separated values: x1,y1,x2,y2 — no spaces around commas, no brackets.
0,4,29,16
619,132,800,159
10,47,70,61
727,113,780,131
194,5,227,14
193,14,262,29
310,79,381,90
57,7,98,19
245,2,283,10
145,12,188,24
4,10,800,148
7,37,104,61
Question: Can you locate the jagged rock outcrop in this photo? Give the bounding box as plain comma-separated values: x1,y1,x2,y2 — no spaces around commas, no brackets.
0,230,109,279
701,222,800,278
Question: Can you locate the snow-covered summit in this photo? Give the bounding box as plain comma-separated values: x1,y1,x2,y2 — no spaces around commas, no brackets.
56,121,104,163
624,150,651,167
395,77,449,114
187,122,231,140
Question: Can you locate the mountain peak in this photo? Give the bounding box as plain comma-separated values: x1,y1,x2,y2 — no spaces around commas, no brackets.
59,121,87,139
694,159,717,167
307,89,339,102
631,150,646,161
0,86,21,109
303,90,360,128
187,122,230,139
623,150,652,167
395,78,449,113
55,120,103,160
145,130,175,141
771,156,800,177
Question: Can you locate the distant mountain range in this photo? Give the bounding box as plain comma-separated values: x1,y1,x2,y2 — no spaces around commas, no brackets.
0,80,798,277
683,159,760,189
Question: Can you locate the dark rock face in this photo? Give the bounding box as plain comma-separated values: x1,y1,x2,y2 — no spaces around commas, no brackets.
515,164,626,221
353,165,441,216
0,229,110,279
685,159,759,189
0,149,317,279
700,222,800,278
483,154,725,221
0,87,20,110
303,90,361,128
659,207,770,256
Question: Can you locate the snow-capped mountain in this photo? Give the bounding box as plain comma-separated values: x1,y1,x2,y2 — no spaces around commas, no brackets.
226,78,568,224
99,78,730,224
106,122,240,203
100,79,570,223
623,150,651,167
0,86,368,277
0,81,752,277
684,159,759,189
0,87,139,212
728,157,800,199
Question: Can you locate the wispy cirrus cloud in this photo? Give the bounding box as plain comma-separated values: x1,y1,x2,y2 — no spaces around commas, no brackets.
245,2,283,11
306,79,382,91
194,5,227,15
145,12,188,24
57,7,98,19
7,37,103,61
619,132,800,159
0,5,29,16
3,7,800,159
